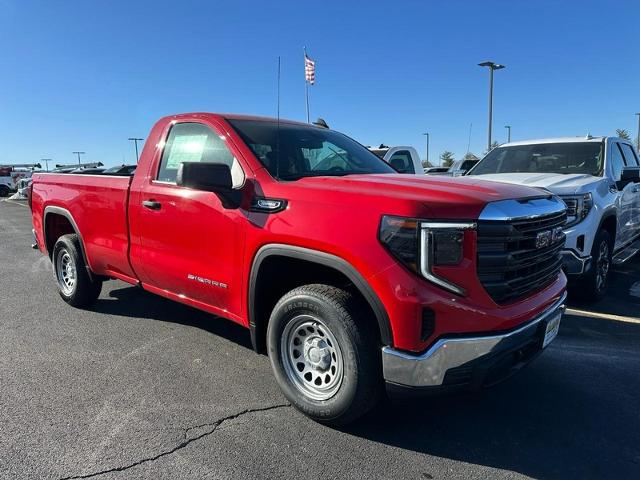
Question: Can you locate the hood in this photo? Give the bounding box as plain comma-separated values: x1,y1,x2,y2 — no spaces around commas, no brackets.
470,172,600,195
284,174,553,219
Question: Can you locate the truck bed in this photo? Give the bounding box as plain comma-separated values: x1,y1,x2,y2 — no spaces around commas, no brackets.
31,173,136,281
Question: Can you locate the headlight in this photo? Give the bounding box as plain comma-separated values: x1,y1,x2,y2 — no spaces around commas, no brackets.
561,193,593,227
379,216,475,295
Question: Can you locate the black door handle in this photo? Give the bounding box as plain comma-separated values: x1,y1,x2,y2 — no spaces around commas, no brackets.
142,200,162,210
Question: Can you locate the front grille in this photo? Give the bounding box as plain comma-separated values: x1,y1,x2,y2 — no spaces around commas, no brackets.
477,209,566,304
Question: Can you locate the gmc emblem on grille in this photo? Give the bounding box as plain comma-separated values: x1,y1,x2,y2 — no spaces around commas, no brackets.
536,227,564,249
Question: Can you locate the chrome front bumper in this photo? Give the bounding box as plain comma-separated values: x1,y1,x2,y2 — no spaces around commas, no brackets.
382,293,567,388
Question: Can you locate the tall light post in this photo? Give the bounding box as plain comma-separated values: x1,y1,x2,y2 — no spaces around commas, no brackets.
72,151,85,165
635,113,640,152
41,158,52,172
422,132,430,166
128,137,144,164
504,125,511,143
478,61,506,151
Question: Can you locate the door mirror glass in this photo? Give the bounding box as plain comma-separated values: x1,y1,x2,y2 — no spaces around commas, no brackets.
177,162,241,208
616,166,640,190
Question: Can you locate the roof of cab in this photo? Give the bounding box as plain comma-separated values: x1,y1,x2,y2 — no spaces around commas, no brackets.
160,112,312,127
499,136,607,147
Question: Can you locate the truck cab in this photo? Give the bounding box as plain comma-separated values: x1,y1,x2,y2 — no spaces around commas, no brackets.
368,145,424,174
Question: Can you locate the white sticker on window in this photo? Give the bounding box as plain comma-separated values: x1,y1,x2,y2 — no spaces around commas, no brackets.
166,134,208,169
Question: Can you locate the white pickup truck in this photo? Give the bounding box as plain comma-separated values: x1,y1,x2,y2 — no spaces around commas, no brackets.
467,136,640,299
368,146,424,174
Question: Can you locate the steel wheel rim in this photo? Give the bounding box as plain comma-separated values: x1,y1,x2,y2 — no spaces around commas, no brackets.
55,249,76,295
281,314,344,401
595,240,610,291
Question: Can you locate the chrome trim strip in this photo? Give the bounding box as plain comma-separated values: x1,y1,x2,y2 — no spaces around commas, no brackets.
479,196,566,222
419,222,474,296
419,226,466,295
421,222,476,230
381,292,567,387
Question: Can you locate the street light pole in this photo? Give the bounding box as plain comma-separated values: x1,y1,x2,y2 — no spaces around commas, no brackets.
422,132,430,166
635,113,640,152
72,151,85,165
41,158,52,172
478,61,506,151
128,137,144,164
505,125,511,143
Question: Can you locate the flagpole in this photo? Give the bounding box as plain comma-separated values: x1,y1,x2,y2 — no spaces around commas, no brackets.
304,46,310,123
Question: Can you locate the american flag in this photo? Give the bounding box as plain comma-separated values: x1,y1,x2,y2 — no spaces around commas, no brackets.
304,53,315,85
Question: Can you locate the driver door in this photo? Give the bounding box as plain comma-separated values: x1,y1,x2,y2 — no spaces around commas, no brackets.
134,120,248,320
619,142,640,241
610,142,635,249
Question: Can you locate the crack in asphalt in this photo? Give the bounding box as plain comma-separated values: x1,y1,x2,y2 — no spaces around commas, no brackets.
57,403,291,480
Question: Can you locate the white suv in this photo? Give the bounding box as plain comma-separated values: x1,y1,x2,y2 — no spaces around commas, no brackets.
467,136,640,300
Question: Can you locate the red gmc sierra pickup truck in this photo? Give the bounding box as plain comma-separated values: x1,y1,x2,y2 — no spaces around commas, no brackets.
30,113,567,424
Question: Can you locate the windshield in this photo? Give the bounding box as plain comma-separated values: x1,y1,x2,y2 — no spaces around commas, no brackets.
228,120,396,180
468,142,604,176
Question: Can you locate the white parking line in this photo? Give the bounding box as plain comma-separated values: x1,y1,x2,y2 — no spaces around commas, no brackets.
565,308,640,325
1,199,28,207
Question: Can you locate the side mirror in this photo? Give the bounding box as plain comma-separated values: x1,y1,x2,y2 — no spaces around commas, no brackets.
177,162,240,208
616,166,640,190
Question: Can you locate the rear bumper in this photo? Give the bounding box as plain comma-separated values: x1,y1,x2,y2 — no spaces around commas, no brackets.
381,292,566,391
561,249,591,275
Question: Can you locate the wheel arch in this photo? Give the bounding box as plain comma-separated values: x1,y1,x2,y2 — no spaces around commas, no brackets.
598,211,617,244
248,244,392,354
43,206,93,277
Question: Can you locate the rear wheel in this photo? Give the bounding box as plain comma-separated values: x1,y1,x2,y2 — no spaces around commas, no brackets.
267,284,382,425
573,229,612,301
53,234,102,307
0,185,9,197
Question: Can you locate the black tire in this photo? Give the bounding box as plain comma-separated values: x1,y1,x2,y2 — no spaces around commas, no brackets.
52,234,102,307
0,185,9,197
572,229,612,301
267,284,382,426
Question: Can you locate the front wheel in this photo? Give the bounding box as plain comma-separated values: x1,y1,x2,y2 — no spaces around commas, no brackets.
267,284,382,425
573,229,612,301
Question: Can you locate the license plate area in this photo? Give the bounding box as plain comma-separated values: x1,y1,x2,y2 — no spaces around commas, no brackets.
542,313,562,348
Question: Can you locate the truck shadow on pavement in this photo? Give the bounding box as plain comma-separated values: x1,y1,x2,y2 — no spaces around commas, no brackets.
344,313,640,479
89,283,639,479
90,285,254,351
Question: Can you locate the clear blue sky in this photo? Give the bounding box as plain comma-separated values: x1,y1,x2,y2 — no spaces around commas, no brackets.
1,0,639,167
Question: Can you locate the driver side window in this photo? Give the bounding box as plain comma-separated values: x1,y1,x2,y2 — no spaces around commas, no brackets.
157,122,245,187
610,143,626,181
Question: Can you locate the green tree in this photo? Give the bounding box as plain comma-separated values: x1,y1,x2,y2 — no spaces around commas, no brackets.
483,141,499,156
440,151,455,168
421,159,433,168
463,152,479,161
616,129,631,140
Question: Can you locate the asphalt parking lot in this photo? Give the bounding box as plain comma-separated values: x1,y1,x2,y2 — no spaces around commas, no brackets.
1,200,639,480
